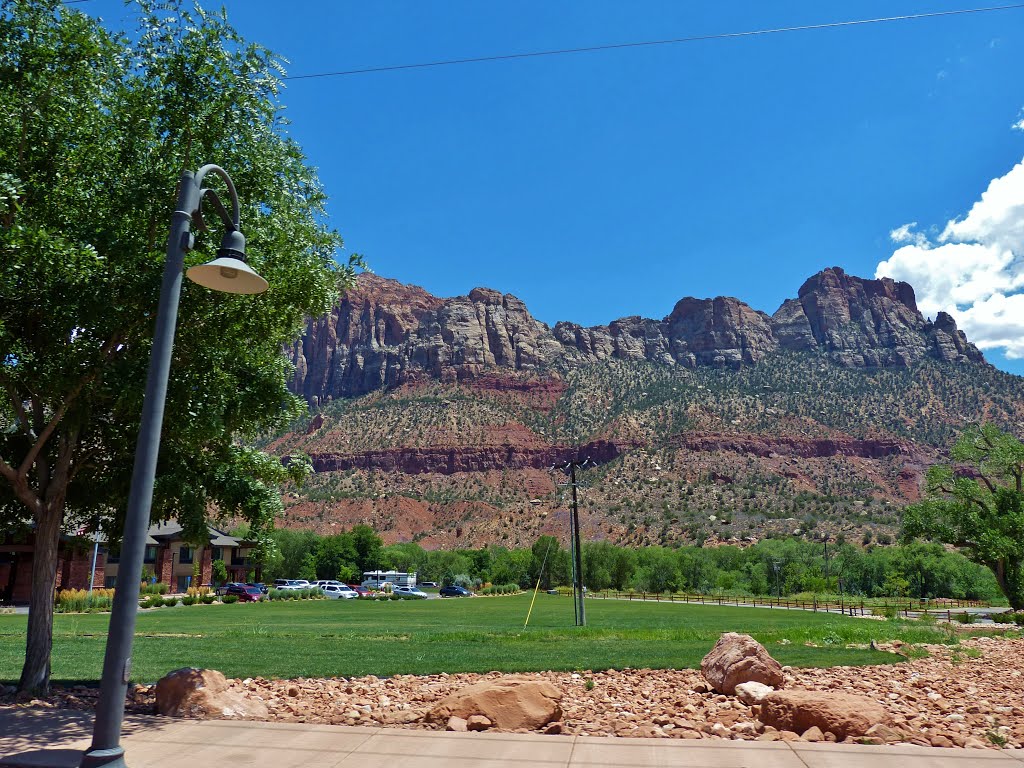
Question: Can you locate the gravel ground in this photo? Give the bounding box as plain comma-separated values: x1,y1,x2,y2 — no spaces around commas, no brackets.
5,635,1023,750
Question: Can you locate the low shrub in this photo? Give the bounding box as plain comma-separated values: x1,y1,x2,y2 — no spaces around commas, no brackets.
954,611,977,624
140,582,169,596
182,595,198,606
56,588,115,613
141,595,163,609
186,586,211,598
200,594,216,605
162,597,179,607
221,594,239,604
1013,612,1024,626
479,583,521,596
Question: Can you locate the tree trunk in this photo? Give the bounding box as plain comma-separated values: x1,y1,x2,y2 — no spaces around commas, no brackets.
1003,559,1024,612
19,501,64,694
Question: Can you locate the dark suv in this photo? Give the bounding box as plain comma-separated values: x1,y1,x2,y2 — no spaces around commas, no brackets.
439,585,473,598
225,584,263,602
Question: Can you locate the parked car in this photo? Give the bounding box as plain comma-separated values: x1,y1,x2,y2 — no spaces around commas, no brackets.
277,580,312,591
247,582,269,594
215,582,246,596
322,584,358,599
348,585,371,596
313,580,342,590
439,585,473,598
225,584,263,602
273,579,289,588
419,581,438,588
393,586,428,599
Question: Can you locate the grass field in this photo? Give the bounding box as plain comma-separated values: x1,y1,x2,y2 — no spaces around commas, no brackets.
0,594,961,685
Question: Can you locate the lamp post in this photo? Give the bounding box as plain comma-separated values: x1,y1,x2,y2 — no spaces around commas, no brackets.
81,165,267,768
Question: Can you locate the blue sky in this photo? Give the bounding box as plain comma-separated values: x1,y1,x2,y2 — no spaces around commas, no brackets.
85,1,1024,373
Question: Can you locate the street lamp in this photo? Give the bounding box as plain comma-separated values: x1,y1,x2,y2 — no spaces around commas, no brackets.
81,165,267,768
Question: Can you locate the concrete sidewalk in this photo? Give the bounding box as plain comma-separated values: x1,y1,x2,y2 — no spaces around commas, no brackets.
2,708,1023,768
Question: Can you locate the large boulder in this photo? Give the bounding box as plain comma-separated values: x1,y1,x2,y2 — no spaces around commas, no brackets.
155,668,268,719
758,690,888,740
428,677,562,730
700,633,785,694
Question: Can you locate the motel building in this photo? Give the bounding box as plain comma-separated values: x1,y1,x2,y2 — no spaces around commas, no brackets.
0,520,259,604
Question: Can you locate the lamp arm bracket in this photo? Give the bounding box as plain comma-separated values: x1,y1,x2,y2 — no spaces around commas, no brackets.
193,188,236,235
192,163,240,229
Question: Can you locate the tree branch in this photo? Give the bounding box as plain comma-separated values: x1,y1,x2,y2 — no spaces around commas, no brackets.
0,372,34,437
0,453,18,485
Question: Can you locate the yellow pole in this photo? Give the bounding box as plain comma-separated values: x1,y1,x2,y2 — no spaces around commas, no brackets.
524,575,544,629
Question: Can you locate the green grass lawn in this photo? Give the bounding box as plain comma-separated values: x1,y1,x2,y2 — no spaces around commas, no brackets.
0,594,958,685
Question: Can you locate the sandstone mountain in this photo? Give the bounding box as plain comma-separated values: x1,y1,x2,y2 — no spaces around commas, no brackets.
288,267,982,405
266,267,1018,550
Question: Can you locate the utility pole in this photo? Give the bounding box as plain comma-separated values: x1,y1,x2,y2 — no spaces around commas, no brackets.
554,458,591,627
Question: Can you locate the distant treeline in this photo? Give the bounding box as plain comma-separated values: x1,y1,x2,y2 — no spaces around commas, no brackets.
250,526,1000,601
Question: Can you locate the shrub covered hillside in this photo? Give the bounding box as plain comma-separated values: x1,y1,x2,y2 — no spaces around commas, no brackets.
262,270,1024,550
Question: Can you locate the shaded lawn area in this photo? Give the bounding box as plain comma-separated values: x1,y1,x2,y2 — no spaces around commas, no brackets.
0,594,955,684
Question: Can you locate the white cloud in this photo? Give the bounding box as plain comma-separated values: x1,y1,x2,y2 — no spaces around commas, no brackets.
876,158,1024,358
888,222,929,247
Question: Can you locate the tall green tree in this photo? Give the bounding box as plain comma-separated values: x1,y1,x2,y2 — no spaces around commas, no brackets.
0,0,359,692
902,424,1024,609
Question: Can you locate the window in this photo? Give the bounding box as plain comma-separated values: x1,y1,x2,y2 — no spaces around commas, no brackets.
143,546,157,564
107,547,120,564
179,546,193,564
211,547,223,562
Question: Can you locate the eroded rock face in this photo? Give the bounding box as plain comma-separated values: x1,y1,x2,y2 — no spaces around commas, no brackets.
773,267,983,367
700,633,785,694
288,268,986,405
758,689,889,740
428,678,563,730
155,668,269,719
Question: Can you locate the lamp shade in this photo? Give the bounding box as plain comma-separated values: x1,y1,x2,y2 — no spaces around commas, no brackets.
186,256,269,294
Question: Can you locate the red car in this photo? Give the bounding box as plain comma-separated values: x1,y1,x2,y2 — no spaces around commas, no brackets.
225,584,263,602
347,585,371,596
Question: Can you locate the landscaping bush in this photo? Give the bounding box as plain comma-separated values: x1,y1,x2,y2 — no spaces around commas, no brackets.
221,594,239,604
140,582,169,596
954,611,977,624
200,594,216,605
162,597,179,607
55,588,114,613
479,583,520,596
186,586,211,598
182,595,197,606
990,612,1015,624
1014,612,1024,626
141,596,163,609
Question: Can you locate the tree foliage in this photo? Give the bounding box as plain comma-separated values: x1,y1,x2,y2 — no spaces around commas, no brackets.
0,0,359,691
902,424,1024,609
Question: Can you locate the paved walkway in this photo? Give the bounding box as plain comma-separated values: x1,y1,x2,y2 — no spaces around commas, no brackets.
2,708,1023,768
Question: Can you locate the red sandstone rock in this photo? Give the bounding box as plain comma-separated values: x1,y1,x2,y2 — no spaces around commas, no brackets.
759,690,888,740
429,678,562,730
700,633,785,694
155,668,268,719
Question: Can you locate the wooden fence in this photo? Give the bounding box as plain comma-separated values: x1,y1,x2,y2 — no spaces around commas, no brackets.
565,590,989,617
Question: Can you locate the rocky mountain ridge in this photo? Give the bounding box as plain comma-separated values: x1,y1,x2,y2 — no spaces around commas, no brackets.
288,267,983,404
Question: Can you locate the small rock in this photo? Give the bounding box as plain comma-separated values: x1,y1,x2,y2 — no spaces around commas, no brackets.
544,721,564,734
802,726,824,742
734,681,774,705
467,714,493,731
446,716,469,732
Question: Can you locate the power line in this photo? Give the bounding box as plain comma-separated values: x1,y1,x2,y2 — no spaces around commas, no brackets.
285,3,1024,80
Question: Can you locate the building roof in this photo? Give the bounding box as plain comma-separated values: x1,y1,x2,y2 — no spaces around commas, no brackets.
147,521,243,547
